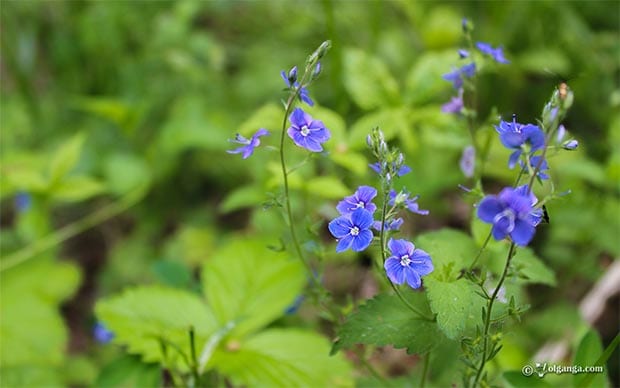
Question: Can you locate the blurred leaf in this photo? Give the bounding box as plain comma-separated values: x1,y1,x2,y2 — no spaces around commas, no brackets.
404,50,459,105
517,48,571,76
72,97,141,134
573,329,609,388
417,228,478,274
330,151,368,176
332,292,442,355
151,260,192,289
220,185,266,214
51,175,105,202
348,108,409,150
511,248,556,286
342,48,400,110
201,238,305,338
163,226,215,267
211,329,353,387
425,278,484,340
48,132,85,185
419,6,462,48
503,371,552,387
304,176,350,200
103,153,151,196
94,355,161,388
95,286,218,368
237,103,282,136
0,366,63,387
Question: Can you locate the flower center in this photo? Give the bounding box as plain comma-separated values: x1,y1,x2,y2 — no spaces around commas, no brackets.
300,125,310,136
350,226,360,236
400,254,411,266
493,209,516,233
355,201,365,209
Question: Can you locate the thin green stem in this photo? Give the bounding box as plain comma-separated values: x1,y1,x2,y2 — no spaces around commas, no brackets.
472,242,516,387
420,351,431,388
1,185,146,272
355,347,388,385
188,327,200,387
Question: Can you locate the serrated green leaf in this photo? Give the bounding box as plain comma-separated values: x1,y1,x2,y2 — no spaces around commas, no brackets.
333,292,443,355
425,278,484,340
202,238,305,338
211,329,353,387
51,175,105,202
95,286,218,368
304,176,350,199
343,48,400,110
511,247,556,286
48,132,85,185
417,228,478,276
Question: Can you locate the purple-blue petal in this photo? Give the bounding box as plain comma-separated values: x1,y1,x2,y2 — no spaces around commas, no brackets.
289,108,307,127
404,267,422,289
352,229,373,251
388,238,413,257
336,234,354,252
384,258,405,284
351,208,373,229
508,150,521,169
411,249,434,276
477,196,503,223
328,217,352,238
511,219,536,246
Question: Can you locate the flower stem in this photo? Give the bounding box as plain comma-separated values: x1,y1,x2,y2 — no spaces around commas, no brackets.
420,351,431,388
472,242,516,387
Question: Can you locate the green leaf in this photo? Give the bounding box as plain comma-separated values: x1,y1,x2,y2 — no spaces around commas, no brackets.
211,329,353,387
1,260,81,366
103,153,152,196
332,292,443,355
404,50,458,105
573,329,609,388
0,366,63,387
304,176,350,199
95,286,218,367
48,132,86,185
425,278,484,340
416,228,478,276
151,260,192,289
329,151,368,176
94,355,161,388
237,103,282,137
503,370,552,388
51,175,105,202
342,48,400,110
347,108,410,150
201,238,305,338
219,185,267,213
511,248,556,286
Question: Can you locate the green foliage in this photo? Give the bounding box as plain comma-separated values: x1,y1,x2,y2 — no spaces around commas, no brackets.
333,292,444,355
425,278,485,340
417,228,478,274
573,329,609,388
95,355,161,388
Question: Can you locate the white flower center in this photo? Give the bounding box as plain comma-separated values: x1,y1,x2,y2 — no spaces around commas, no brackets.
493,209,516,233
356,201,365,208
400,254,411,266
350,226,360,236
300,125,310,136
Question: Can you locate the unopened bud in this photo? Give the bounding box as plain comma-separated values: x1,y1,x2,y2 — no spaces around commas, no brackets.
312,62,322,78
563,139,578,150
287,66,298,84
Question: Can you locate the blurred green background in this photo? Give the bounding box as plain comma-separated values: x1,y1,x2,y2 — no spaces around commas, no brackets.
1,1,619,386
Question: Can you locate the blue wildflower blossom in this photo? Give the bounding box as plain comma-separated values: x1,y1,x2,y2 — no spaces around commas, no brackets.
287,108,330,152
476,42,510,64
460,145,476,178
227,129,270,159
495,116,545,168
442,63,476,89
372,217,404,232
281,66,314,106
389,190,429,215
14,192,32,212
520,155,549,180
477,185,542,246
384,238,433,289
93,322,114,344
442,88,464,114
458,49,469,59
369,162,411,177
337,186,377,215
328,208,374,252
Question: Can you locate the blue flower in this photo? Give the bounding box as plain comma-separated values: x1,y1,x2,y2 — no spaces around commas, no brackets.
328,208,374,252
460,145,476,178
389,190,429,215
476,42,510,64
284,295,305,315
227,129,270,159
495,116,545,168
458,49,469,59
563,139,578,150
281,67,314,106
337,185,377,215
520,155,549,180
442,63,476,89
477,185,542,246
369,162,411,177
384,238,433,289
441,88,464,114
372,217,404,232
287,108,330,152
93,322,114,344
14,192,32,212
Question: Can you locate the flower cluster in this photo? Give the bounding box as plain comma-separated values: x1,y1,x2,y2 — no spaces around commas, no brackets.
328,128,433,289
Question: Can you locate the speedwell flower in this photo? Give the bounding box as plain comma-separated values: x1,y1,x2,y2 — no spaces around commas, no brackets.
369,162,411,177
384,238,433,289
460,145,475,178
441,88,464,114
337,186,377,215
281,67,314,106
476,42,510,64
520,155,549,180
477,185,542,246
389,190,429,215
328,208,374,253
495,116,545,168
442,63,476,89
227,128,270,159
372,218,404,232
287,108,330,152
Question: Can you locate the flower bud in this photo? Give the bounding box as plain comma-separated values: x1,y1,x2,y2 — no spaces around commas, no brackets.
312,62,322,78
287,66,298,84
556,124,566,143
563,139,578,150
458,49,469,59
